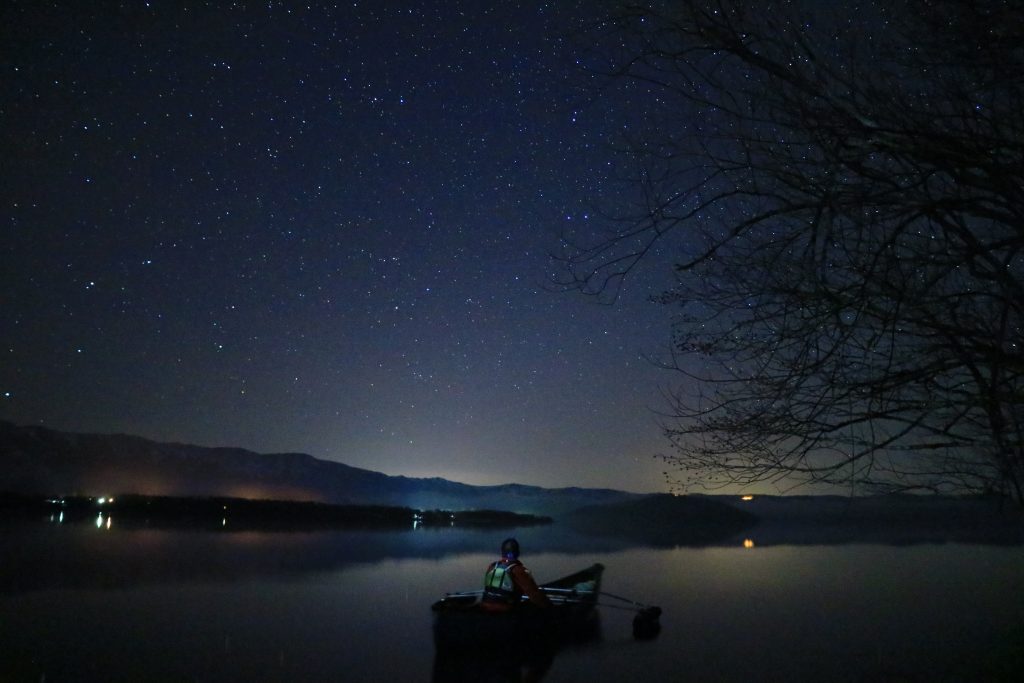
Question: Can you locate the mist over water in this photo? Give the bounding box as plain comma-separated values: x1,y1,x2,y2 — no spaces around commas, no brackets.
1,520,1022,682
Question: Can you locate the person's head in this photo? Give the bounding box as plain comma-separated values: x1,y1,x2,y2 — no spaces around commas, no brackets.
500,537,520,560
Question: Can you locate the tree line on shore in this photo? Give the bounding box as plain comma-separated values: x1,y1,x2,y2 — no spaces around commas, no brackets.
0,492,552,531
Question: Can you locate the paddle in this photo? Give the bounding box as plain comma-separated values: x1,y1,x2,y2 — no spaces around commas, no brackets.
443,589,591,606
442,589,484,598
440,589,592,605
542,587,661,639
596,591,662,639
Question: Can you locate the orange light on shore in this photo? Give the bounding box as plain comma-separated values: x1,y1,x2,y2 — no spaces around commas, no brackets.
741,495,754,501
743,539,755,549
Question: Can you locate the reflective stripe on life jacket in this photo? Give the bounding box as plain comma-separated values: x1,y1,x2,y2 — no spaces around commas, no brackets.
482,558,523,605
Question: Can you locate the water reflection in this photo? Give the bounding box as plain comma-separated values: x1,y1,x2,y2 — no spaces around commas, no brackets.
95,512,112,530
1,523,1023,682
3,506,1023,597
432,620,601,683
432,646,557,683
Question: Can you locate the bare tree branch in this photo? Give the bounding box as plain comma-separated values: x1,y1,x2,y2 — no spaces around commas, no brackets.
561,0,1024,504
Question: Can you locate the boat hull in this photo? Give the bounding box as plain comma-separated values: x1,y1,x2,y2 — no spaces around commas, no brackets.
431,563,604,651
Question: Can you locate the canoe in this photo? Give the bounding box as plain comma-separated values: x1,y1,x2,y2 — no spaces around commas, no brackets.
431,563,604,651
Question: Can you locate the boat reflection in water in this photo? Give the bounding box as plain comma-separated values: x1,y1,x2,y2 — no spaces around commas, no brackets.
431,613,601,683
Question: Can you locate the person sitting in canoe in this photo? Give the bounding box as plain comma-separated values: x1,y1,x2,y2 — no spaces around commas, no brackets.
481,537,552,611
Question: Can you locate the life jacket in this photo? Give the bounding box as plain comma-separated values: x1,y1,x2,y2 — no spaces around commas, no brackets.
482,558,523,606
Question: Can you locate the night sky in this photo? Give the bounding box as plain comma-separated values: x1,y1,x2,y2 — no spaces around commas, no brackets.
1,1,679,492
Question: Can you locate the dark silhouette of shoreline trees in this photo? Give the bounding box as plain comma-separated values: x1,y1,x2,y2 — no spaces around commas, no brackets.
557,1,1024,505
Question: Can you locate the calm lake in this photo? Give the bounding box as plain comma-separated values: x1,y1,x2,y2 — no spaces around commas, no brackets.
2,518,1023,682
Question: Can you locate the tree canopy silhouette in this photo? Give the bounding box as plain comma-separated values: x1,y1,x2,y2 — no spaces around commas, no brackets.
558,0,1024,503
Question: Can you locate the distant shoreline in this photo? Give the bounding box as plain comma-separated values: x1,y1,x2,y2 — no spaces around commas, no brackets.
0,492,552,532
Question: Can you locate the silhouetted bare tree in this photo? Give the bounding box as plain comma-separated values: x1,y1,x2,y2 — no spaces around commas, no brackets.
558,0,1024,503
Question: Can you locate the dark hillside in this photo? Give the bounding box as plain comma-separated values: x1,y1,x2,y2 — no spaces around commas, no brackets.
565,493,757,546
0,421,637,515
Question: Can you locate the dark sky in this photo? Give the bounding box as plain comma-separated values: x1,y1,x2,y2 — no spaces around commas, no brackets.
1,1,677,492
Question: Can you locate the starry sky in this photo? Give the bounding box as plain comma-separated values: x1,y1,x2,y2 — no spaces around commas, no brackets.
1,1,680,492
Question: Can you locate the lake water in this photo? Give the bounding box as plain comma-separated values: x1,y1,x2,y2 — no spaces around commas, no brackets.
2,518,1023,682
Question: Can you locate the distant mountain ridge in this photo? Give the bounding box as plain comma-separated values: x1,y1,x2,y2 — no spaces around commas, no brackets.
0,421,639,515
4,421,1019,547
